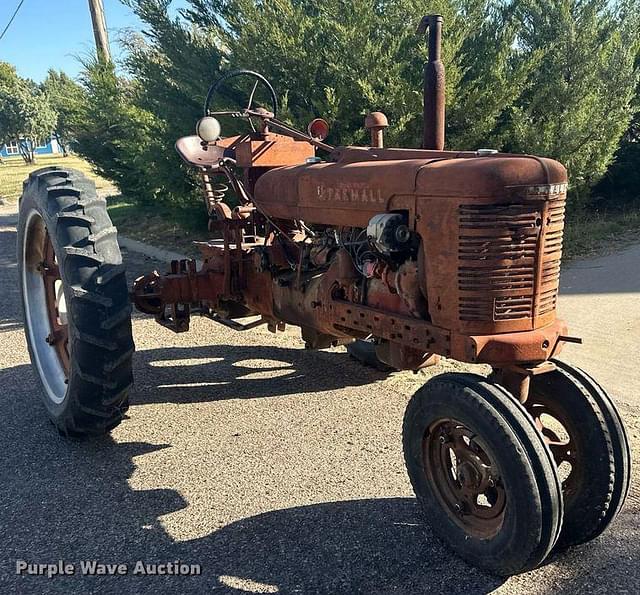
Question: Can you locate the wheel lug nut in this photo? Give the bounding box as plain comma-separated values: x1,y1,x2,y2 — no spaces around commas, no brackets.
439,435,446,444
488,479,495,488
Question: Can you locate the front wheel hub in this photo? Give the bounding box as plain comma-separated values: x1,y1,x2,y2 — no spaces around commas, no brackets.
424,419,506,539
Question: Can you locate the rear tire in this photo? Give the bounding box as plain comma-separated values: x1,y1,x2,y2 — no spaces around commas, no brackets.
402,373,563,575
18,167,134,436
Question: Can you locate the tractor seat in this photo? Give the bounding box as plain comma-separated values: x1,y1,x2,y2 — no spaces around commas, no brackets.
175,136,230,170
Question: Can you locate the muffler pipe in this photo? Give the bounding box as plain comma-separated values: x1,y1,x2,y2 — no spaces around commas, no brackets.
418,15,445,150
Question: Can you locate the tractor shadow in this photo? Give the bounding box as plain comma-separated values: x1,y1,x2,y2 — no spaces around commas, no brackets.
1,366,639,593
133,343,388,404
0,361,505,594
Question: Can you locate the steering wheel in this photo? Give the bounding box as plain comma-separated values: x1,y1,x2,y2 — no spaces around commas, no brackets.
203,70,278,132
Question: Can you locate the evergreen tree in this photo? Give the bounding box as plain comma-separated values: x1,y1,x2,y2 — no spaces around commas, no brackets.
72,60,160,202
109,0,533,202
504,0,640,202
70,0,640,207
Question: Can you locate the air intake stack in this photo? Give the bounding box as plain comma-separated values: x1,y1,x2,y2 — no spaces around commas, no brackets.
418,15,445,150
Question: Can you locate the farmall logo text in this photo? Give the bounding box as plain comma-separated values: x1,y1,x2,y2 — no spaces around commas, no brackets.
316,183,385,204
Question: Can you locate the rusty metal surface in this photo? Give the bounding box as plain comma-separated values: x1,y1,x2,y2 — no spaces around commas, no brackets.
235,132,315,168
330,147,477,163
364,112,389,148
254,159,422,227
41,229,69,374
131,14,576,372
419,15,445,150
423,418,506,538
254,152,566,228
416,177,567,335
327,299,450,353
135,147,571,368
457,318,568,365
253,152,568,340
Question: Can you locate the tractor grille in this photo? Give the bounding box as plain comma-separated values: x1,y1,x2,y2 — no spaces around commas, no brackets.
458,199,565,323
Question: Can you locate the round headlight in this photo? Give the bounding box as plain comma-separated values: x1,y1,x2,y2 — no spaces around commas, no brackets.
196,117,221,142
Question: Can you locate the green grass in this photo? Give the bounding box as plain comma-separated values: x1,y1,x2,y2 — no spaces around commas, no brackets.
107,196,207,257
0,154,113,203
564,209,640,260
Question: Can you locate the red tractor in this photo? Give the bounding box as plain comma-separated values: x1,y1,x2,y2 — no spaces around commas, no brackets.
17,15,629,575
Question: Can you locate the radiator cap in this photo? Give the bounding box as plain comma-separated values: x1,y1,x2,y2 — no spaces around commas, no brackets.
476,148,499,156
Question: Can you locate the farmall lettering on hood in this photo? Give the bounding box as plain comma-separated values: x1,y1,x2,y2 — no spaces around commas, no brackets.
316,182,386,204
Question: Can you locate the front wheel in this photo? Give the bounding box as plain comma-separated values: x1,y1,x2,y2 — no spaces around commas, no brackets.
525,360,631,547
18,167,134,436
402,373,563,575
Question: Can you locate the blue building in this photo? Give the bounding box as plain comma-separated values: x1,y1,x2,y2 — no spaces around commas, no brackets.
0,136,62,158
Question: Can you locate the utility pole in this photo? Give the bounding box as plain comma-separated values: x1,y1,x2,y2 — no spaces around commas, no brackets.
88,0,111,63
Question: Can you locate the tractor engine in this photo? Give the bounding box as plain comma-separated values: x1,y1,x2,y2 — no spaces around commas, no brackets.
250,150,568,369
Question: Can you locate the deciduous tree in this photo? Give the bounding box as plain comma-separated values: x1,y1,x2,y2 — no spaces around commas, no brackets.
42,70,86,156
0,62,57,164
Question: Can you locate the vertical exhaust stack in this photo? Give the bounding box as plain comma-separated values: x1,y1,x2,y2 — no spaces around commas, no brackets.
418,15,445,150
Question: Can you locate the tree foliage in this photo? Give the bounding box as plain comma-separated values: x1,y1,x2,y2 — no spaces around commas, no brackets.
69,0,640,207
71,60,162,203
0,62,57,163
136,0,531,148
593,104,640,207
42,70,86,155
503,0,640,201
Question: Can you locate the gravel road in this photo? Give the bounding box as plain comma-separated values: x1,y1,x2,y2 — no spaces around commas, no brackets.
0,205,638,594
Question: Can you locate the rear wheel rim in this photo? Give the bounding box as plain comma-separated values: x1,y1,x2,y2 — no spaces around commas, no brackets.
21,208,69,404
423,418,506,539
41,229,70,373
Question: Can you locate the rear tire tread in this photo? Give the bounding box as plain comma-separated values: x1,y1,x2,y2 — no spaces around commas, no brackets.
18,167,134,437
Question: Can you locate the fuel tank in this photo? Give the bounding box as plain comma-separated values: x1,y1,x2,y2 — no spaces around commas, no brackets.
253,148,567,228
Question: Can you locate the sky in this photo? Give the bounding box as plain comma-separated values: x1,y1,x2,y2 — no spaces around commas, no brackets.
0,0,187,82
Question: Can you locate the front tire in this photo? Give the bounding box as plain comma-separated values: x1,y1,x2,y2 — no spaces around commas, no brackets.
402,374,563,575
543,360,631,546
18,167,134,436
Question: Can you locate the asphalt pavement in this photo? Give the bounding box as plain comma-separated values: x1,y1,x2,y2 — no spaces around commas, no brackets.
0,205,638,594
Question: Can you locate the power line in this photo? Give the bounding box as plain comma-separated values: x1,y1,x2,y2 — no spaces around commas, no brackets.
0,0,26,43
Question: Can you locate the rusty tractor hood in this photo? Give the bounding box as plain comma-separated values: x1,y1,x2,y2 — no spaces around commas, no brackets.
253,149,567,228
